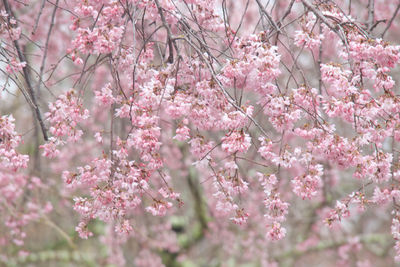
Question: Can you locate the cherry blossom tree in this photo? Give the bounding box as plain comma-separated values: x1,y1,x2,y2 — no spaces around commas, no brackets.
1,0,400,266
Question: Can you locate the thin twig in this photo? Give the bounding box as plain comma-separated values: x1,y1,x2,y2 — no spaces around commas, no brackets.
301,0,337,33
382,2,400,37
36,0,59,98
32,0,46,34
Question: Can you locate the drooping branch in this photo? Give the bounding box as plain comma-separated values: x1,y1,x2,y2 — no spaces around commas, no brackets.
154,0,179,63
36,0,59,97
254,0,281,33
2,0,48,141
301,0,337,32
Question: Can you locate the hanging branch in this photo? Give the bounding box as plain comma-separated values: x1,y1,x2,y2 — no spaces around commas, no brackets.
2,0,48,141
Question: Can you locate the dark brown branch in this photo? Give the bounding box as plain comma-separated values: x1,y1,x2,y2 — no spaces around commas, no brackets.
2,0,48,141
154,0,177,63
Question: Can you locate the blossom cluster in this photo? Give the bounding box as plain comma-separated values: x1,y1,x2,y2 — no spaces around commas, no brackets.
41,90,89,158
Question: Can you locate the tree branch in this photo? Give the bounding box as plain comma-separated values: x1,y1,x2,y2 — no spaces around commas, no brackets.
2,0,48,141
367,0,375,32
301,0,337,32
382,2,400,37
154,0,178,63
